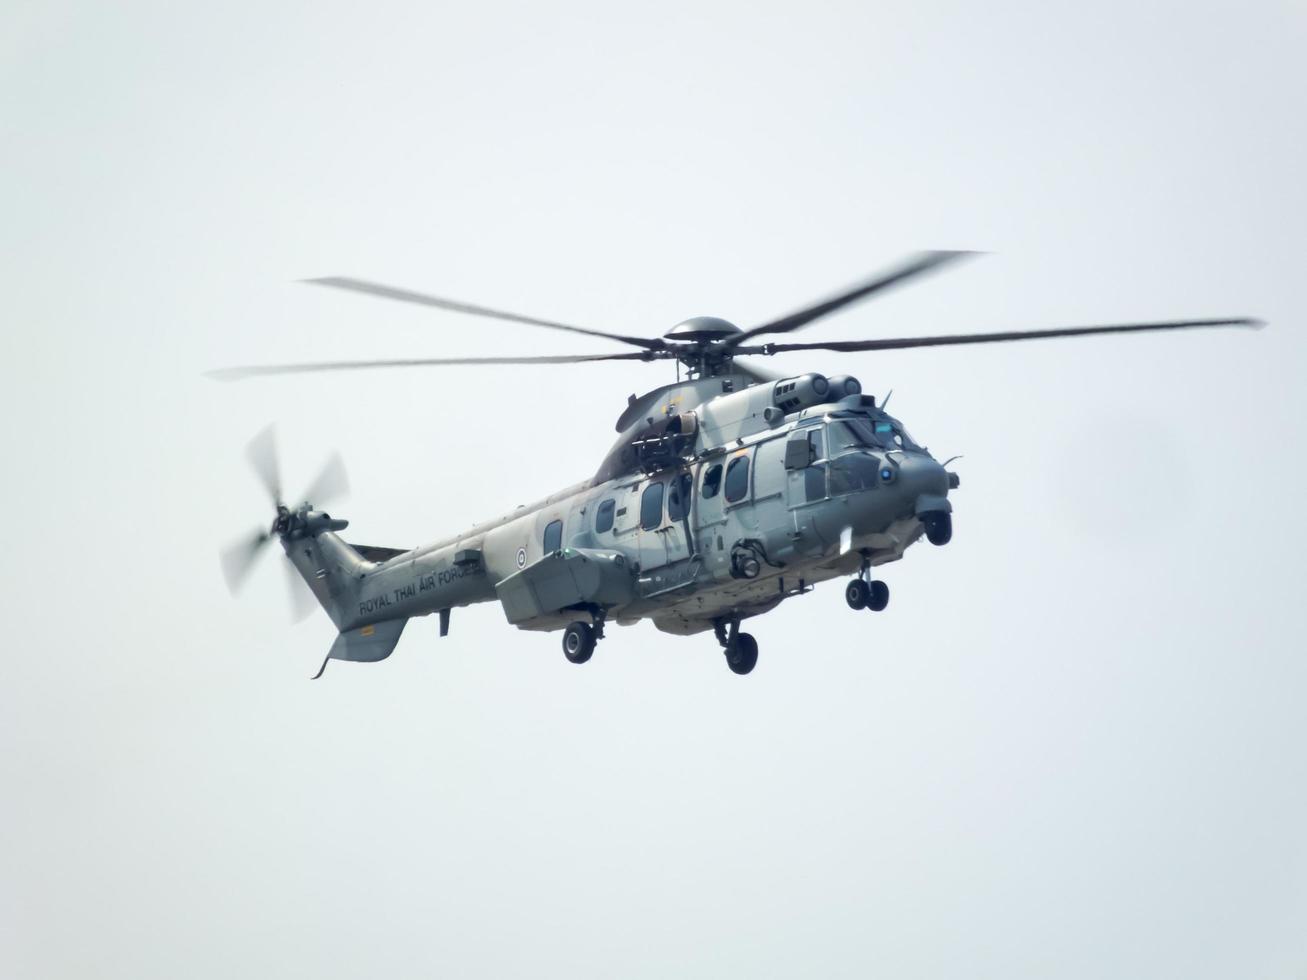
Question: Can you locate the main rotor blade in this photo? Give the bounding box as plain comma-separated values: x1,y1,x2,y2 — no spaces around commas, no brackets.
732,358,783,385
220,529,271,594
742,317,1263,356
245,424,282,505
731,251,977,346
207,351,654,380
301,452,349,509
305,277,664,350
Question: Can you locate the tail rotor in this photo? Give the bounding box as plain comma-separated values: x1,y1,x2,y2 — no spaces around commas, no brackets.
219,425,351,619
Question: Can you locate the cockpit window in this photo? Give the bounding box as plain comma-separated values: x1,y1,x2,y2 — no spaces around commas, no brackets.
808,427,825,462
831,418,887,452
595,498,615,534
832,415,918,452
830,455,881,496
543,519,563,553
874,419,907,449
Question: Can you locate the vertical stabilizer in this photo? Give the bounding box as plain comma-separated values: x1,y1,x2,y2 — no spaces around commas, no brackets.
281,529,369,629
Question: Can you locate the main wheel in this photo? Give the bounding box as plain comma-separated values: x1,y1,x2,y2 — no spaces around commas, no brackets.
923,511,952,546
845,579,870,610
726,632,758,675
866,579,890,612
562,621,595,664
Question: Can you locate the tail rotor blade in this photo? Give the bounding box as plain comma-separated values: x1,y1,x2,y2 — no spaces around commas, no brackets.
220,529,271,594
303,452,349,508
283,558,318,623
245,425,282,506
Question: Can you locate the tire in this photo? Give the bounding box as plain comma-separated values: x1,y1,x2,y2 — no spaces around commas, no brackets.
866,579,890,612
562,621,595,664
726,632,758,675
845,579,870,610
923,511,952,546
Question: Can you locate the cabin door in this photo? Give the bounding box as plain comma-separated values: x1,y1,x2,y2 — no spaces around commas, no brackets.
634,473,693,574
785,424,833,554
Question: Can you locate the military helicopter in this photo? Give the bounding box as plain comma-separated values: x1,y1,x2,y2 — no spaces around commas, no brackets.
213,252,1259,677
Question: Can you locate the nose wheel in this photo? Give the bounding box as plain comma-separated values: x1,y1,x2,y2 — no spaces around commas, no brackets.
845,577,889,612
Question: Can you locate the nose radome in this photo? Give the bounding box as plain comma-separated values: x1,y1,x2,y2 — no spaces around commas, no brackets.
896,454,950,499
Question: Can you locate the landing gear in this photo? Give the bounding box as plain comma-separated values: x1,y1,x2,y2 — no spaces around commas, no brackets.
923,511,952,546
845,579,869,609
562,621,595,664
867,579,889,611
847,572,889,612
726,633,758,675
714,618,758,675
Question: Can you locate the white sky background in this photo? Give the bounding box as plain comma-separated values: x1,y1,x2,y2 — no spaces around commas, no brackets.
2,1,1305,977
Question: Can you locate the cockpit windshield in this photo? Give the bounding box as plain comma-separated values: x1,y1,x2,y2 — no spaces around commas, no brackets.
874,419,920,450
829,415,921,452
830,418,884,452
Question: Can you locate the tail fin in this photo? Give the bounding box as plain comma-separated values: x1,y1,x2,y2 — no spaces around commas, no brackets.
281,527,369,629
282,528,416,679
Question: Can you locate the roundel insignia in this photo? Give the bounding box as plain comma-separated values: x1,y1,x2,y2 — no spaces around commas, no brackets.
516,547,527,569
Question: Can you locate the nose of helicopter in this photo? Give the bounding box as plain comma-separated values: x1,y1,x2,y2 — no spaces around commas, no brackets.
894,452,950,501
893,453,953,545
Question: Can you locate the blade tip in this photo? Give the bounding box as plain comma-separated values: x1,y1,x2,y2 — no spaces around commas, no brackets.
204,368,246,382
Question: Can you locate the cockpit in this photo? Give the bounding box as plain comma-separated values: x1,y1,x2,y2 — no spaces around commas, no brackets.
827,413,923,454
786,409,933,504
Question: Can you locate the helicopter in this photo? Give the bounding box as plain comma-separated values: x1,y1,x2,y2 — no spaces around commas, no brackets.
213,251,1260,677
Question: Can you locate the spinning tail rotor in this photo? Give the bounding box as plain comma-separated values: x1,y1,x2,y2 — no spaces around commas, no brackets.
219,425,350,620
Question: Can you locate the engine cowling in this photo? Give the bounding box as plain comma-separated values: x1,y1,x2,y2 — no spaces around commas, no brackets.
771,373,830,413
825,374,862,398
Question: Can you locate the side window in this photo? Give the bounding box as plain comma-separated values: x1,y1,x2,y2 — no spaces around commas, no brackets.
640,482,665,530
805,463,827,502
701,463,723,499
808,428,825,461
542,519,563,553
595,498,615,534
667,473,693,521
724,456,750,504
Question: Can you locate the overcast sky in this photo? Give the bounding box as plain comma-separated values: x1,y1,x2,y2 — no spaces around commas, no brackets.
3,1,1305,978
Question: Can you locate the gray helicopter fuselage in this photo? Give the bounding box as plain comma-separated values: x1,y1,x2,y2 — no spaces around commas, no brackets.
221,252,1258,675
286,371,955,657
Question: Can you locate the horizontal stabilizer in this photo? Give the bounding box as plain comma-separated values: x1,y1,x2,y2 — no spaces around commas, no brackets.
328,618,407,665
350,543,410,563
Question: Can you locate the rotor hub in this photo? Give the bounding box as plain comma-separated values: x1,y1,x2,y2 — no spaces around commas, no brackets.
272,505,294,537
663,316,742,344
